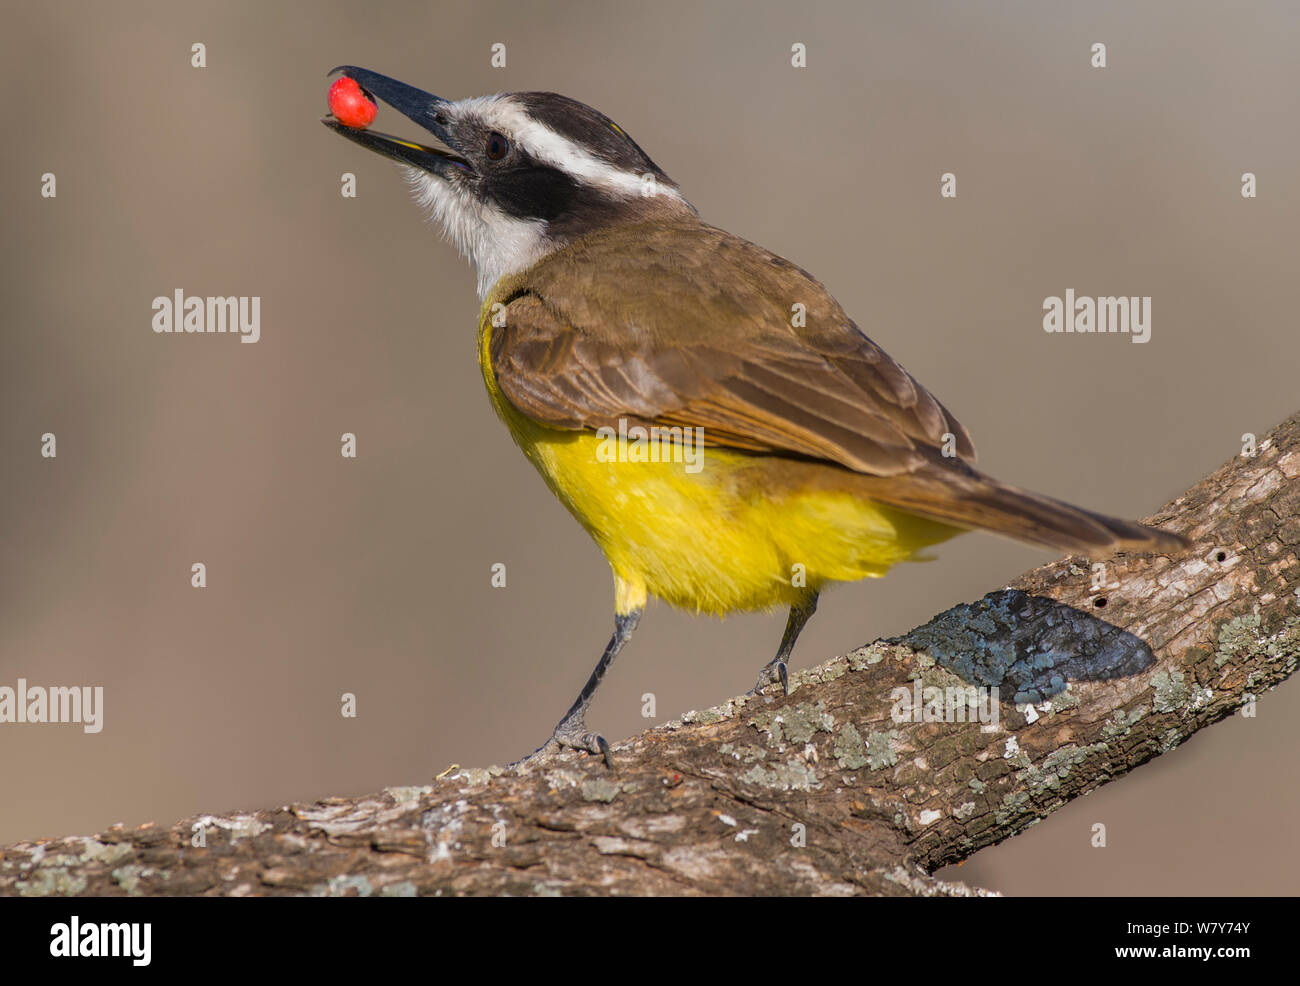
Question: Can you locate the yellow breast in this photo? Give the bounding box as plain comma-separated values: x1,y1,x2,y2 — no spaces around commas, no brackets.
477,319,962,615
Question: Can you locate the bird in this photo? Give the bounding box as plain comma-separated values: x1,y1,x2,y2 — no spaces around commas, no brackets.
323,66,1188,767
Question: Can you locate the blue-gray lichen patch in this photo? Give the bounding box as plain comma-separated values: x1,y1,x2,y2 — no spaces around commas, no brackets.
995,790,1030,826
580,778,623,803
801,655,850,685
866,730,900,770
1103,704,1148,737
748,701,834,746
386,785,433,803
846,642,890,670
740,759,819,791
781,702,835,743
832,722,868,770
682,708,725,725
894,589,1157,702
1045,687,1080,714
1151,669,1189,713
718,742,768,764
111,864,161,896
79,840,135,867
1019,743,1107,792
1214,614,1262,667
16,867,87,897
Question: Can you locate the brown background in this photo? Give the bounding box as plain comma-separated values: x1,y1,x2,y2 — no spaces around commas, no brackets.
2,0,1297,895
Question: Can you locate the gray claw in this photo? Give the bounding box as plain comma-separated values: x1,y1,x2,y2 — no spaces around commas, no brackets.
751,659,790,696
513,722,613,769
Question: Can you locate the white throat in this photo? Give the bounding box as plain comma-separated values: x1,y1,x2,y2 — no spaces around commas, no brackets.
404,167,554,299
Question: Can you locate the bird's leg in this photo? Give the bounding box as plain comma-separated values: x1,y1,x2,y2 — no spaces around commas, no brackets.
514,608,641,769
752,592,819,696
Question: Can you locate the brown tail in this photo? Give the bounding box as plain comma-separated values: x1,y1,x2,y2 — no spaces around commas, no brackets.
852,458,1190,556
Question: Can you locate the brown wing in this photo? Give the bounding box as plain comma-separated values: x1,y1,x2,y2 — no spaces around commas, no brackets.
489,220,975,477
487,219,1188,555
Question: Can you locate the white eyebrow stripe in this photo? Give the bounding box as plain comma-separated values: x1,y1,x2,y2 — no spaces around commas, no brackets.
450,95,685,202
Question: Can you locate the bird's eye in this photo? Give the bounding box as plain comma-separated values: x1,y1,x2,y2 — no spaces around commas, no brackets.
486,132,510,161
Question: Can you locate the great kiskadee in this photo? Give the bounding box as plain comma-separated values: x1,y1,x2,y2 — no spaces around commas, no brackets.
324,67,1188,767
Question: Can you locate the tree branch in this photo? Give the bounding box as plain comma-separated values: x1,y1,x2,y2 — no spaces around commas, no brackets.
3,415,1297,897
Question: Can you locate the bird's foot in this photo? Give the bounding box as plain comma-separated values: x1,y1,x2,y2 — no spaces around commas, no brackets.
751,659,790,697
510,718,613,769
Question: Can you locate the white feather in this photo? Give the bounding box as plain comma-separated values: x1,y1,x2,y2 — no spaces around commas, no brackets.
404,167,551,299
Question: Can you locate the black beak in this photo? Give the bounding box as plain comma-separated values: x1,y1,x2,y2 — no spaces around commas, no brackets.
321,66,470,177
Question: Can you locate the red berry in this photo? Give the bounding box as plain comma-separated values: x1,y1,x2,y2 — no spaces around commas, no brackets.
328,77,377,129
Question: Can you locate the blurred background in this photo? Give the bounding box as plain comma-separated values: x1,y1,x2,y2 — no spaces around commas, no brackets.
2,0,1298,895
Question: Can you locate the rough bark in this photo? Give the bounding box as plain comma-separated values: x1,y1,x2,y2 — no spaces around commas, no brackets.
3,416,1297,897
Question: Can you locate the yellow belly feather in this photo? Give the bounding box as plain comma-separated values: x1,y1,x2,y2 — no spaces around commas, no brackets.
478,320,963,616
